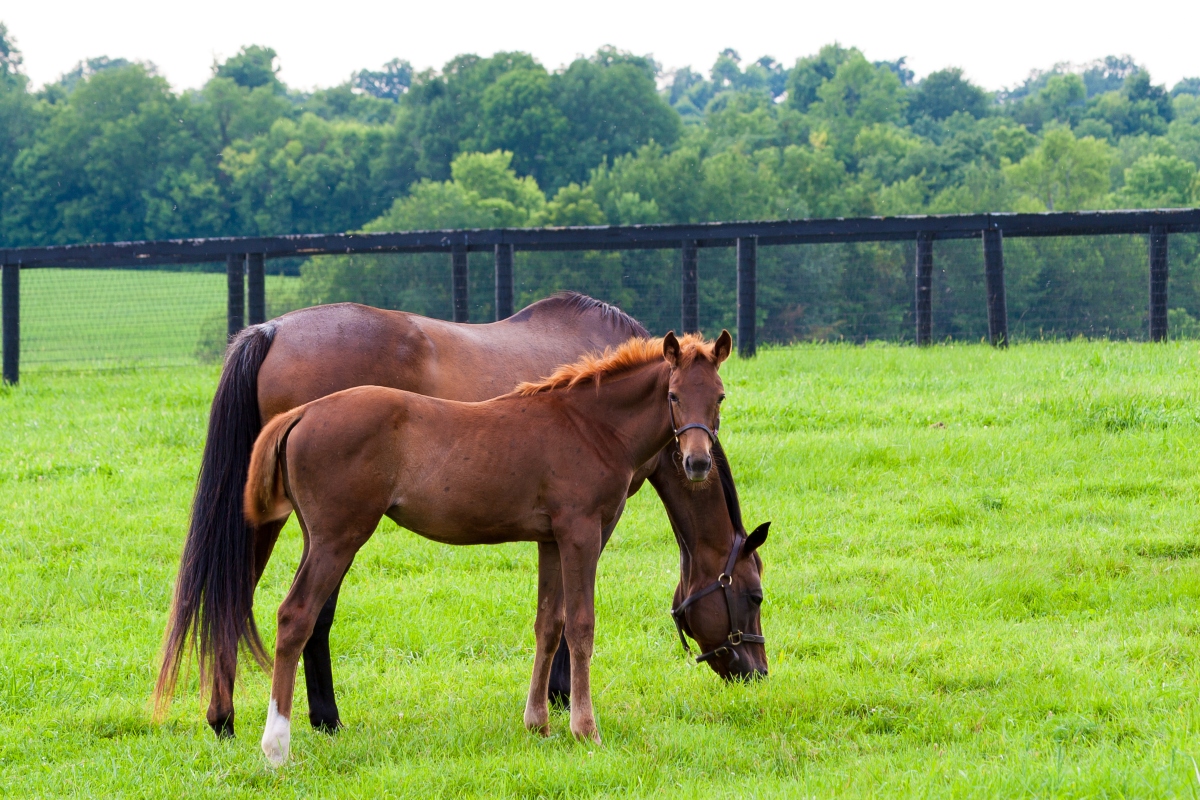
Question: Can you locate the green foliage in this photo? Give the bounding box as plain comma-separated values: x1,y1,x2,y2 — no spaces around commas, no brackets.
908,68,991,122
2,38,1199,336
1004,126,1114,210
214,45,281,91
1116,153,1197,207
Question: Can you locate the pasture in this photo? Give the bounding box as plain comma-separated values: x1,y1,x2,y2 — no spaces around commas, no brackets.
3,342,1200,796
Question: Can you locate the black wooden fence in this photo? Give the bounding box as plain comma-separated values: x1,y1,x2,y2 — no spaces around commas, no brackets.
2,208,1199,384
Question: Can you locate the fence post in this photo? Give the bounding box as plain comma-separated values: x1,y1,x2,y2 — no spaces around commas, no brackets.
452,245,469,323
982,228,1008,347
226,253,245,340
1149,225,1169,342
2,259,18,385
247,252,265,325
915,232,933,346
494,243,514,321
736,237,757,357
681,240,699,334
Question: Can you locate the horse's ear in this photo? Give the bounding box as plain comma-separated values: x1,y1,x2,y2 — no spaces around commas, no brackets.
714,330,733,365
743,521,769,556
663,331,681,367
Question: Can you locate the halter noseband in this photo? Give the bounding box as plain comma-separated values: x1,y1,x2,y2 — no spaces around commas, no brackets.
670,401,718,445
670,531,765,665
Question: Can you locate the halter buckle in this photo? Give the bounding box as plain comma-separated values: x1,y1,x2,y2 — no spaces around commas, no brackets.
717,573,733,588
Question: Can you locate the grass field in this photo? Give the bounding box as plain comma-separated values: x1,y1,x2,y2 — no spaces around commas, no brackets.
4,342,1200,796
12,269,300,367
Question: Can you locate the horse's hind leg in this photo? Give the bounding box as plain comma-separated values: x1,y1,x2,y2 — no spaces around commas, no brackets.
206,517,287,738
261,540,360,766
302,568,352,733
524,541,566,736
548,496,625,707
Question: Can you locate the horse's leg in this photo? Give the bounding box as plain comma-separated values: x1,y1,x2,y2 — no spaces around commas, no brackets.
206,517,286,738
302,570,350,733
549,487,636,706
558,520,603,743
261,543,357,766
524,540,566,736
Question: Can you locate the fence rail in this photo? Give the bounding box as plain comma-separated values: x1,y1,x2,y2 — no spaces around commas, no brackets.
3,208,1199,383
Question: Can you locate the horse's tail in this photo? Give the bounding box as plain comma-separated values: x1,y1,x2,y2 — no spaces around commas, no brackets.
244,405,305,527
153,323,277,716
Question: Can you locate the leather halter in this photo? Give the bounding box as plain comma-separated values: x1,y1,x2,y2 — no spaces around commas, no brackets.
670,531,765,664
670,400,718,445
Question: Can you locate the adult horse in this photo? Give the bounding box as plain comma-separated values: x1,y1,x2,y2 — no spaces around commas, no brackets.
244,332,759,763
154,293,768,737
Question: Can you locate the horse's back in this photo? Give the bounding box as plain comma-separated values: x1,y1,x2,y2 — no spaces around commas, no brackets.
256,297,644,417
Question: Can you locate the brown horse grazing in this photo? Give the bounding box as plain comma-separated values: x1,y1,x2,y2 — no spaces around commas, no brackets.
243,332,752,764
153,294,768,738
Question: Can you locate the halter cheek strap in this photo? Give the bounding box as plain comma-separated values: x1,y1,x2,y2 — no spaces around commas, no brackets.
670,532,766,665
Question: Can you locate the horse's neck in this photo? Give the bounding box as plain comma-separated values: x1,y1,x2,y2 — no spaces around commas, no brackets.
569,362,672,470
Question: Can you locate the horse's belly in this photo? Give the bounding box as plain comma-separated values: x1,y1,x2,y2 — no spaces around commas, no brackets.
385,501,552,546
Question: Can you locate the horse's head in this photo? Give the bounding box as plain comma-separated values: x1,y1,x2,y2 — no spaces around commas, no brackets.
663,329,732,483
672,520,769,680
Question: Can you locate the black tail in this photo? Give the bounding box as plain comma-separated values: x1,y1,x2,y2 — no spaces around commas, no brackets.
154,323,276,713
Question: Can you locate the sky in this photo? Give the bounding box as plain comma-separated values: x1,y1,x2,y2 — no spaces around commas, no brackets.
2,0,1198,93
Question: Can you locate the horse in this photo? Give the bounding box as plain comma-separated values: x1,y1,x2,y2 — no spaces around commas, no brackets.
243,331,763,764
154,293,768,738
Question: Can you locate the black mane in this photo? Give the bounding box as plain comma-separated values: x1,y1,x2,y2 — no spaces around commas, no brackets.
513,291,650,339
712,439,745,535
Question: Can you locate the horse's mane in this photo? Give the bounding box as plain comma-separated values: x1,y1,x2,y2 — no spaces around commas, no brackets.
516,333,717,395
511,291,650,339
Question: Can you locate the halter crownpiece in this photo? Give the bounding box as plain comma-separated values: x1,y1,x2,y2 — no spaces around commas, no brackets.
670,532,765,665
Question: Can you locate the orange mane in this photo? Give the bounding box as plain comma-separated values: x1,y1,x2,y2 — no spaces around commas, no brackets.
516,333,718,395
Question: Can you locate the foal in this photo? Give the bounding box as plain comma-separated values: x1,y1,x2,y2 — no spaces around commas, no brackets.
244,332,732,764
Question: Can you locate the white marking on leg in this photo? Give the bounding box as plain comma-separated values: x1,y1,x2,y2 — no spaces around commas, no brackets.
261,698,291,766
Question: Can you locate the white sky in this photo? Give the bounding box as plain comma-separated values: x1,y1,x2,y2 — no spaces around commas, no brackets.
2,0,1198,93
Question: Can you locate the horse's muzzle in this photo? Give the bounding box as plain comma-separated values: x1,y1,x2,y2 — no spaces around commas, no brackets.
683,454,712,482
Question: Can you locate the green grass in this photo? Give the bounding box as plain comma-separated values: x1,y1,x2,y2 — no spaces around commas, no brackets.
3,341,1200,796
13,269,299,367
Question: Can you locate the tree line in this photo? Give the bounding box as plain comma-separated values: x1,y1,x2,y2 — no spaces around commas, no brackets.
2,25,1199,341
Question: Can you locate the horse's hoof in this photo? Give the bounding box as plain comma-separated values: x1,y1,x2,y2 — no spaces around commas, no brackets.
208,714,235,739
261,700,291,767
571,723,601,744
548,689,570,710
309,715,342,735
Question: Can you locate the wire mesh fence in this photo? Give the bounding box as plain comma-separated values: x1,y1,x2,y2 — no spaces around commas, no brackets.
8,229,1200,373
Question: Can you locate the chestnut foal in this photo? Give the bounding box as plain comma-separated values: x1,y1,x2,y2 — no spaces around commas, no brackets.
244,332,732,764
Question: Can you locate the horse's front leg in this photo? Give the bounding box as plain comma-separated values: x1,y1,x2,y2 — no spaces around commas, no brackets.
548,495,627,707
524,540,565,735
558,519,603,743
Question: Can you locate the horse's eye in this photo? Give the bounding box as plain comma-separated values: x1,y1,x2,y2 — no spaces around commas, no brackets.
749,592,764,606
668,392,678,403
718,394,726,404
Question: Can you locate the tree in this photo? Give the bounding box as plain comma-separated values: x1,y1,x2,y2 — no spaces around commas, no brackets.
786,44,856,112
1116,153,1197,207
807,53,907,160
1004,126,1114,210
3,63,203,244
908,68,990,122
0,24,39,246
354,58,413,100
215,45,281,91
